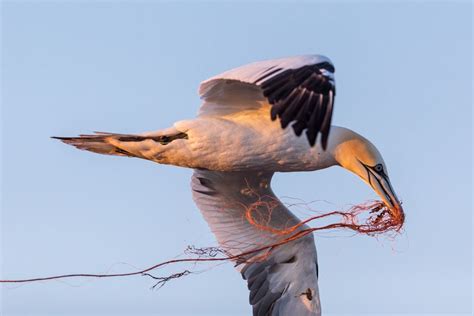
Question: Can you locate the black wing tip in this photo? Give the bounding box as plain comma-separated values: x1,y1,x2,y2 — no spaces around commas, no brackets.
316,61,335,73
305,130,331,149
51,136,75,142
321,137,328,150
280,119,291,129
260,62,335,150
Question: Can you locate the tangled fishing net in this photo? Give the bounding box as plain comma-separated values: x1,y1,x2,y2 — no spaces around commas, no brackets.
245,199,404,237
0,198,404,286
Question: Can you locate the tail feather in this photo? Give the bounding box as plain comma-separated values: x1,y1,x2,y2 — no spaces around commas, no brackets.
52,134,134,157
52,131,188,158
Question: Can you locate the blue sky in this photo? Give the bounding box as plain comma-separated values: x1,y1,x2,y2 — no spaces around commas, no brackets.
1,1,472,315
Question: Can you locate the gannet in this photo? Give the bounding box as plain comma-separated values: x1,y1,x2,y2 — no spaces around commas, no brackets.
54,55,403,316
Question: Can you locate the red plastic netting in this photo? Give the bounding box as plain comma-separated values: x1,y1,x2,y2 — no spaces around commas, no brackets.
0,199,404,286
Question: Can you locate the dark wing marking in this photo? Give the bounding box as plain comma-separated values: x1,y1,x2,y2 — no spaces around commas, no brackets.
240,236,321,316
198,55,336,149
191,170,321,315
255,62,335,149
241,255,290,316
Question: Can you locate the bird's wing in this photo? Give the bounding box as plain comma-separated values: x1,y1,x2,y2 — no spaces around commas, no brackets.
198,55,336,149
191,170,321,316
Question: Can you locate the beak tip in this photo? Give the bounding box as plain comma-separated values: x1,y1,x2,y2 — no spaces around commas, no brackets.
390,203,405,227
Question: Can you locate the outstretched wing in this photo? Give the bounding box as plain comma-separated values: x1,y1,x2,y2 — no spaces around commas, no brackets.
198,55,336,149
191,170,321,316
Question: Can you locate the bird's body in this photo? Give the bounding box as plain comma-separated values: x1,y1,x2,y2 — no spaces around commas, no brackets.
113,107,338,172
55,55,403,316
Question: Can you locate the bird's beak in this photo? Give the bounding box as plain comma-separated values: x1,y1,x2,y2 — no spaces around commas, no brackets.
367,171,403,215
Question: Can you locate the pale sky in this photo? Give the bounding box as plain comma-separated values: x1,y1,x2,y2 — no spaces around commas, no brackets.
1,1,472,315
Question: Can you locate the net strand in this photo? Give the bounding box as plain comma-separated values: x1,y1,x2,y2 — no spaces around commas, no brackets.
0,199,404,285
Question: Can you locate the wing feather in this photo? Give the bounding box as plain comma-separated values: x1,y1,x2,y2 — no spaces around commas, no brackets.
198,55,336,149
191,170,321,315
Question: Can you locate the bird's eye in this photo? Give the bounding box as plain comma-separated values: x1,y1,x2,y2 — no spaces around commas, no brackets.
374,164,383,172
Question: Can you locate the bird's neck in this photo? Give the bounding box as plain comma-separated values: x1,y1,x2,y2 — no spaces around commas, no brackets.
325,126,371,168
326,125,362,166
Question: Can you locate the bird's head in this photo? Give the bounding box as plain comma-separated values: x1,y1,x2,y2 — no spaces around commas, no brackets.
331,127,403,215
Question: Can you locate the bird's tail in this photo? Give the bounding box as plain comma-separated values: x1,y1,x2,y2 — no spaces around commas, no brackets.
52,129,188,160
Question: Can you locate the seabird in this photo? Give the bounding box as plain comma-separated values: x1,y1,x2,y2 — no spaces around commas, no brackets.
54,55,403,316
